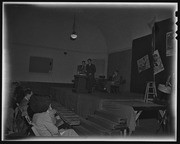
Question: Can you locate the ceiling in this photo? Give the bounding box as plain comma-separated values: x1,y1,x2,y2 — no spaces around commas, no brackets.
5,3,177,52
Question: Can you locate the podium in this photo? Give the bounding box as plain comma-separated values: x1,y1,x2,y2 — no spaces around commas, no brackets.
73,74,87,93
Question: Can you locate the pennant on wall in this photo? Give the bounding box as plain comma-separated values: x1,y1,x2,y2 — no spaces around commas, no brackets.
166,31,175,56
137,55,150,73
153,50,164,75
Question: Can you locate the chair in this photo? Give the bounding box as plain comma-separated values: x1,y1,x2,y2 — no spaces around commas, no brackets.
23,115,41,136
156,75,172,134
24,115,32,125
111,79,126,93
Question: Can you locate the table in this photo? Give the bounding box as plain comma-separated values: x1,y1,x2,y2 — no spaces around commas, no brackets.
100,99,167,133
114,100,166,121
95,78,107,91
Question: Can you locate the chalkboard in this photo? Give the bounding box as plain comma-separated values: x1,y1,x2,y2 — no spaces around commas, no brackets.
29,56,53,73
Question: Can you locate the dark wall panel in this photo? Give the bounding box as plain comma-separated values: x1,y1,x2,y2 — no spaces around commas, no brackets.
107,49,132,91
130,34,153,94
154,18,174,86
130,18,175,94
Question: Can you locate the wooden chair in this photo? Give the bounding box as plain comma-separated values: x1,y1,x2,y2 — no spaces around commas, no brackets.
24,115,32,125
23,115,41,136
111,79,126,94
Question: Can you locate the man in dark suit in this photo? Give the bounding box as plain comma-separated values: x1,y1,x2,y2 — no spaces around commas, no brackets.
86,58,96,93
78,61,86,75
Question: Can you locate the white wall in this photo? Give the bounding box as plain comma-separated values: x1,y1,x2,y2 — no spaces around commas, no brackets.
5,4,176,84
8,44,107,83
6,6,108,83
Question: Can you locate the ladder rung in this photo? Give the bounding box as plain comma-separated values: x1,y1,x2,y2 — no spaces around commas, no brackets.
145,81,157,102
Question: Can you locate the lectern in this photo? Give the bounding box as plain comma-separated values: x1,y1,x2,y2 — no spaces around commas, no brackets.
73,74,87,92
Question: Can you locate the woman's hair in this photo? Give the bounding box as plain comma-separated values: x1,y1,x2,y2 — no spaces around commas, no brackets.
29,95,51,113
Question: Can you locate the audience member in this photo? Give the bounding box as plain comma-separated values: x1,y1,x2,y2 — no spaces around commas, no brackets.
86,58,96,93
13,88,33,135
27,94,51,119
5,82,24,134
32,98,78,137
19,88,33,117
104,70,121,93
13,82,25,105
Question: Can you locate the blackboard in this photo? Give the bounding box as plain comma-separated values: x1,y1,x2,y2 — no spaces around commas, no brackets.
29,56,53,73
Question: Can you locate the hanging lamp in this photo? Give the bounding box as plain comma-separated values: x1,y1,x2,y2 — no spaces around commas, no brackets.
70,13,77,40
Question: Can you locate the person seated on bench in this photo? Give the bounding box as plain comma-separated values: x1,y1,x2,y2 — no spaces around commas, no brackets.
27,94,51,120
32,99,78,137
13,88,33,134
104,70,121,93
19,88,33,117
13,82,25,105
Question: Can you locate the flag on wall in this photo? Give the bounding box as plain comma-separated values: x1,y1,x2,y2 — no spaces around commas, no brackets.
153,50,164,75
137,55,150,73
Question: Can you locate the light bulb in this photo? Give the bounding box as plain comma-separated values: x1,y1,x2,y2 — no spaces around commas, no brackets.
70,32,77,40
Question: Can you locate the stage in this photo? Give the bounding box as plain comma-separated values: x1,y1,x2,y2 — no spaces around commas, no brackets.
50,87,145,118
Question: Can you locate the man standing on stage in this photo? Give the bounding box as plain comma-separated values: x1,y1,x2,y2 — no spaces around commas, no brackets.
78,61,87,75
86,58,96,93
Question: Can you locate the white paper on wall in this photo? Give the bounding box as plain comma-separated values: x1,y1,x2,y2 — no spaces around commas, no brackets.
166,31,175,56
153,50,164,75
137,55,150,73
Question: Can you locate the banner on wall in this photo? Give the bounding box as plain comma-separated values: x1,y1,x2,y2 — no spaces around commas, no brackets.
137,55,150,73
153,50,164,75
166,31,175,56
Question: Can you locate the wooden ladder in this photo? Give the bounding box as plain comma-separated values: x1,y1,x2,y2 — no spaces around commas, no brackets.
144,81,157,102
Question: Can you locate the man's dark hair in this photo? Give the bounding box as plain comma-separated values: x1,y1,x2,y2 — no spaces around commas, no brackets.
82,61,85,63
88,58,92,61
24,88,32,95
29,95,51,113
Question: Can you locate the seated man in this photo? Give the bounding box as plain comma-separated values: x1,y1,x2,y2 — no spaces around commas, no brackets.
104,70,121,93
13,82,25,105
13,88,33,134
27,94,52,119
32,98,78,137
19,88,33,117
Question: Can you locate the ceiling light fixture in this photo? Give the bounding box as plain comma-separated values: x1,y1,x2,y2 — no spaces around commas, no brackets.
70,13,77,40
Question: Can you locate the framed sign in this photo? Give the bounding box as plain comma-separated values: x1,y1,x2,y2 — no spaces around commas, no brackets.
153,50,164,75
29,56,53,73
137,55,150,73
